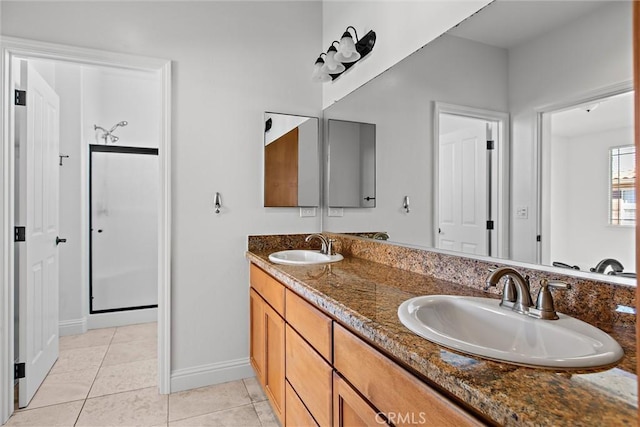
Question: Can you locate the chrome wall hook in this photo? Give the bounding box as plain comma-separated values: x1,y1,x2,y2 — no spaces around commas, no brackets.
214,192,222,214
403,195,410,213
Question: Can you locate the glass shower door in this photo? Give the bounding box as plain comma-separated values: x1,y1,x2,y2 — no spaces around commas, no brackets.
90,145,159,313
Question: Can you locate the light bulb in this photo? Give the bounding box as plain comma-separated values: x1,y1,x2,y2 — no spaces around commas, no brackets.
311,58,331,83
321,46,346,74
335,31,360,63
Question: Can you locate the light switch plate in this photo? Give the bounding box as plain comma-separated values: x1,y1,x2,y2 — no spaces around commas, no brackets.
299,207,317,217
516,206,528,219
328,207,344,217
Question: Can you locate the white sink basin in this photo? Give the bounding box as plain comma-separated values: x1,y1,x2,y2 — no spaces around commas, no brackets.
398,295,623,369
268,250,344,265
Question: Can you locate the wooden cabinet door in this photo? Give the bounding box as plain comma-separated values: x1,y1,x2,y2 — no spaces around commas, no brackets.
264,302,286,425
249,289,265,385
334,373,385,427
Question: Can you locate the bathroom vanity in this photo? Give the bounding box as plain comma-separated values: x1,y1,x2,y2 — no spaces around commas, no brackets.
246,234,637,427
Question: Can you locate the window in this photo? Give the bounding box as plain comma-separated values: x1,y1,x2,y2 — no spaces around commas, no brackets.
610,145,635,225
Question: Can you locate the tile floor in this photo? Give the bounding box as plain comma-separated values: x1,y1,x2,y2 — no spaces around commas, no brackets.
6,322,278,427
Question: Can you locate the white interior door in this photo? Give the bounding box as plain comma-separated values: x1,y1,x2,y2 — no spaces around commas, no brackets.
437,114,489,255
16,63,61,408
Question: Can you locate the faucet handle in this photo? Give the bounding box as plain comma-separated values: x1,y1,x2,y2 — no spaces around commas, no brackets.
326,238,336,256
533,279,572,320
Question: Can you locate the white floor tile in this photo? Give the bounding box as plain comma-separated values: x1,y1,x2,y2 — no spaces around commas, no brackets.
27,368,97,409
169,404,261,427
112,322,157,344
76,387,167,427
5,401,83,426
89,358,157,398
50,345,108,375
101,338,156,367
59,328,115,350
168,380,251,422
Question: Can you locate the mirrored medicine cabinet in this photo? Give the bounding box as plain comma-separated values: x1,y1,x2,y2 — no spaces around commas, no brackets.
263,112,320,207
327,119,376,208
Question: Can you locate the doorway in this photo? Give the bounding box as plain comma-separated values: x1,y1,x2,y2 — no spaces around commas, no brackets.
538,88,635,274
0,37,172,423
433,102,510,258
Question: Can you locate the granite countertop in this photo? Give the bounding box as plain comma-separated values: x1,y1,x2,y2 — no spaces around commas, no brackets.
246,251,638,427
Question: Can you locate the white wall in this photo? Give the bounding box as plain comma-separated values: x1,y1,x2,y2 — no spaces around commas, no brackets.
321,0,490,108
54,62,86,336
508,1,632,263
82,66,161,148
323,34,508,247
549,127,635,272
1,0,322,391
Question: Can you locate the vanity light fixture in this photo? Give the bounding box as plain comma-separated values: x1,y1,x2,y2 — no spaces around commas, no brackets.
312,26,376,83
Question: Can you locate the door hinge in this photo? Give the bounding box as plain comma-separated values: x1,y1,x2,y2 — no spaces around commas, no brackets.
14,226,26,242
486,220,494,230
486,140,495,150
14,90,26,106
536,235,541,242
14,363,25,380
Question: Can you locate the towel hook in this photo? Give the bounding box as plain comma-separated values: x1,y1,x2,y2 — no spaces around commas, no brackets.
403,195,410,213
214,192,222,214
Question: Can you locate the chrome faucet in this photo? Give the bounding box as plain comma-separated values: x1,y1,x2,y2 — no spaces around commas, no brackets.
305,233,334,255
372,232,389,240
485,267,533,315
486,267,572,320
590,258,624,274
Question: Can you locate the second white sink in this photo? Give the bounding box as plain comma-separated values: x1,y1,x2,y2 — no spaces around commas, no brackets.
269,250,343,265
398,295,623,369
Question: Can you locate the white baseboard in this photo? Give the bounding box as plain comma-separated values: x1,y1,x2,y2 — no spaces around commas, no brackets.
59,317,87,337
170,358,254,393
88,308,157,330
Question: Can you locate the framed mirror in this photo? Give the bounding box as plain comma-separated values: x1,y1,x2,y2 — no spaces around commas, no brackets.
264,112,320,207
322,0,635,283
327,119,376,208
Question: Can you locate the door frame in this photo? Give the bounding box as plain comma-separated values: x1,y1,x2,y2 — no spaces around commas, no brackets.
534,80,634,265
433,102,510,258
0,36,172,423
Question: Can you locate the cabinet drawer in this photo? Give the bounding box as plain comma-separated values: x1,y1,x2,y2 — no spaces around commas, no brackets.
334,324,481,427
286,380,319,427
285,289,332,362
334,372,384,427
250,264,285,315
286,325,332,427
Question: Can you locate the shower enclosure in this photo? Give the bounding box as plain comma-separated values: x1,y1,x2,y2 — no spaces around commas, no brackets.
89,145,159,313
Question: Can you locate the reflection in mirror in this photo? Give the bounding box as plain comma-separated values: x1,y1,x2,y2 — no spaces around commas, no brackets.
327,119,376,208
264,113,319,207
322,0,634,284
541,90,635,277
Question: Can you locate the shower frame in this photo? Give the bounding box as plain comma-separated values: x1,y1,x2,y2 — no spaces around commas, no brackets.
88,144,160,314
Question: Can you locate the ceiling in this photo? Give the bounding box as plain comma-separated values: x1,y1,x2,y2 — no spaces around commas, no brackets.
550,91,634,139
448,0,611,49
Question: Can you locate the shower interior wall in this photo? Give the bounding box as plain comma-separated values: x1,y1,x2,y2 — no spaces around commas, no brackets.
26,59,161,336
